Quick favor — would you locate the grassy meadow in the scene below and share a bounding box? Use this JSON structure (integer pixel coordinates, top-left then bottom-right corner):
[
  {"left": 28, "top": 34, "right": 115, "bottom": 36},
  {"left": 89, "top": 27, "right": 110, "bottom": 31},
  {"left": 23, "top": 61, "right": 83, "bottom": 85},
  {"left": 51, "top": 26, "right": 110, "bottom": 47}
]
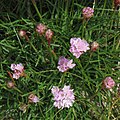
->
[{"left": 0, "top": 0, "right": 120, "bottom": 119}]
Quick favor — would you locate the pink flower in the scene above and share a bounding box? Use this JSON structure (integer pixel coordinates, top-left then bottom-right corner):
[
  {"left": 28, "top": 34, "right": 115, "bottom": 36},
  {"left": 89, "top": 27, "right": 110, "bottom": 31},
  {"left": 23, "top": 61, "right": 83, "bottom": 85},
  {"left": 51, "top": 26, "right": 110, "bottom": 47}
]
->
[
  {"left": 28, "top": 94, "right": 39, "bottom": 103},
  {"left": 69, "top": 38, "right": 90, "bottom": 58},
  {"left": 102, "top": 77, "right": 115, "bottom": 89},
  {"left": 57, "top": 56, "right": 76, "bottom": 72},
  {"left": 36, "top": 23, "right": 47, "bottom": 35},
  {"left": 91, "top": 41, "right": 99, "bottom": 51},
  {"left": 51, "top": 85, "right": 75, "bottom": 109},
  {"left": 45, "top": 29, "right": 54, "bottom": 45},
  {"left": 11, "top": 63, "right": 24, "bottom": 79},
  {"left": 82, "top": 7, "right": 94, "bottom": 19}
]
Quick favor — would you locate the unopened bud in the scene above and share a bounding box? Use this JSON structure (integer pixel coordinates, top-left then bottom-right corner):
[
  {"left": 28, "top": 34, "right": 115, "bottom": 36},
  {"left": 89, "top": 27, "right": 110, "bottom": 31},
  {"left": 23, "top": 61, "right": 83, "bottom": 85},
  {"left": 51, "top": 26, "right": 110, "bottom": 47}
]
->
[
  {"left": 7, "top": 81, "right": 15, "bottom": 88},
  {"left": 45, "top": 29, "right": 53, "bottom": 46},
  {"left": 82, "top": 7, "right": 94, "bottom": 20},
  {"left": 91, "top": 41, "right": 99, "bottom": 51},
  {"left": 19, "top": 30, "right": 26, "bottom": 37}
]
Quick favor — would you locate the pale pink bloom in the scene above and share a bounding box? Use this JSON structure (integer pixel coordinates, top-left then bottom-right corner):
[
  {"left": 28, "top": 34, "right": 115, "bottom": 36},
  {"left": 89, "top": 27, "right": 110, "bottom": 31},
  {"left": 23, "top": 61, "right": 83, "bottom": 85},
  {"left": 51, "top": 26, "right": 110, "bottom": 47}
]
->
[
  {"left": 51, "top": 86, "right": 60, "bottom": 96},
  {"left": 28, "top": 94, "right": 39, "bottom": 103},
  {"left": 45, "top": 29, "right": 54, "bottom": 45},
  {"left": 69, "top": 38, "right": 90, "bottom": 58},
  {"left": 82, "top": 7, "right": 94, "bottom": 19},
  {"left": 91, "top": 41, "right": 99, "bottom": 51},
  {"left": 51, "top": 85, "right": 75, "bottom": 109},
  {"left": 36, "top": 23, "right": 47, "bottom": 35},
  {"left": 11, "top": 63, "right": 24, "bottom": 79},
  {"left": 103, "top": 77, "right": 115, "bottom": 89},
  {"left": 57, "top": 56, "right": 76, "bottom": 72}
]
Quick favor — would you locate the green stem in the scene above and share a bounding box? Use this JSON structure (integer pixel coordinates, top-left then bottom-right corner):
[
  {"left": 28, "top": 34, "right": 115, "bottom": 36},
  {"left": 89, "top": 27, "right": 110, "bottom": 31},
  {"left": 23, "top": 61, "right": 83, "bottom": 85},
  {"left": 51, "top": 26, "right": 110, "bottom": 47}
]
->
[{"left": 31, "top": 0, "right": 42, "bottom": 20}]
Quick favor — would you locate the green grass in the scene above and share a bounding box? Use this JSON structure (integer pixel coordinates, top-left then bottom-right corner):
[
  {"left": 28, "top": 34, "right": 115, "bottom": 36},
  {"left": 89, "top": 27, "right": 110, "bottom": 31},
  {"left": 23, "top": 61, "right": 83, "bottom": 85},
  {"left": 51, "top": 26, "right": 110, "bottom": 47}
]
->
[{"left": 0, "top": 0, "right": 120, "bottom": 119}]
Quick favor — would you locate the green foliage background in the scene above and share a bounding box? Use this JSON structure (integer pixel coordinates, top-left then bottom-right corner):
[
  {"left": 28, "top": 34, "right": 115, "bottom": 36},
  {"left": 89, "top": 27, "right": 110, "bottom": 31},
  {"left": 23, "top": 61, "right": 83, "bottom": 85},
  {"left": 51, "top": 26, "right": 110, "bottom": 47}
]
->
[{"left": 0, "top": 0, "right": 120, "bottom": 119}]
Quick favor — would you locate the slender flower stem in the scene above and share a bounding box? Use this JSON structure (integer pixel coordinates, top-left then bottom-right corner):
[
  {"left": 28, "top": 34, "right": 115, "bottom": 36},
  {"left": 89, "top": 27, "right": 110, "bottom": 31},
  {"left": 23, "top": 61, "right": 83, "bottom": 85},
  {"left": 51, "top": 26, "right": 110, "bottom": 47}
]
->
[
  {"left": 31, "top": 0, "right": 42, "bottom": 20},
  {"left": 14, "top": 87, "right": 23, "bottom": 94},
  {"left": 7, "top": 71, "right": 15, "bottom": 84}
]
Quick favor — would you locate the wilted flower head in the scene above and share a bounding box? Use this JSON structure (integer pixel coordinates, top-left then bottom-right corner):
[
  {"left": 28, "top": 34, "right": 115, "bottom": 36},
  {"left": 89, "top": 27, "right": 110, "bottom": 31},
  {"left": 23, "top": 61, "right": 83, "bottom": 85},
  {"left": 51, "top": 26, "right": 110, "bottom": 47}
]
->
[
  {"left": 102, "top": 77, "right": 115, "bottom": 89},
  {"left": 45, "top": 29, "right": 54, "bottom": 45},
  {"left": 114, "top": 0, "right": 120, "bottom": 9},
  {"left": 19, "top": 103, "right": 28, "bottom": 113},
  {"left": 36, "top": 23, "right": 47, "bottom": 35},
  {"left": 91, "top": 41, "right": 99, "bottom": 51},
  {"left": 69, "top": 38, "right": 90, "bottom": 58},
  {"left": 7, "top": 81, "right": 15, "bottom": 88},
  {"left": 19, "top": 30, "right": 26, "bottom": 37},
  {"left": 51, "top": 85, "right": 75, "bottom": 109},
  {"left": 82, "top": 7, "right": 94, "bottom": 19},
  {"left": 11, "top": 63, "right": 24, "bottom": 79},
  {"left": 28, "top": 94, "right": 39, "bottom": 103},
  {"left": 57, "top": 56, "right": 76, "bottom": 72}
]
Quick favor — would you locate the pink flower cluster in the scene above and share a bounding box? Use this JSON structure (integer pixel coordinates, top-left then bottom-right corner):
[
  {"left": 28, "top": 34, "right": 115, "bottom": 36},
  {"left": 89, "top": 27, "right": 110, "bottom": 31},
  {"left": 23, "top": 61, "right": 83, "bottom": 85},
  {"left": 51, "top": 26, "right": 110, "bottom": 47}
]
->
[
  {"left": 69, "top": 38, "right": 90, "bottom": 58},
  {"left": 57, "top": 56, "right": 76, "bottom": 72},
  {"left": 51, "top": 85, "right": 75, "bottom": 109},
  {"left": 36, "top": 23, "right": 47, "bottom": 35},
  {"left": 36, "top": 23, "right": 53, "bottom": 45},
  {"left": 82, "top": 7, "right": 94, "bottom": 19},
  {"left": 11, "top": 63, "right": 24, "bottom": 79},
  {"left": 102, "top": 77, "right": 115, "bottom": 89}
]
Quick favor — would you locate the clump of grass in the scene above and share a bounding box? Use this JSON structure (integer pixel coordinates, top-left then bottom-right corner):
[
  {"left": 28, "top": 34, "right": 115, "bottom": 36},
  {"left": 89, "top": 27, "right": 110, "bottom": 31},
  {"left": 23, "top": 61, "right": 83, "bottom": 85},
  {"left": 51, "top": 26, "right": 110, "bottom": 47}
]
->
[{"left": 0, "top": 0, "right": 120, "bottom": 119}]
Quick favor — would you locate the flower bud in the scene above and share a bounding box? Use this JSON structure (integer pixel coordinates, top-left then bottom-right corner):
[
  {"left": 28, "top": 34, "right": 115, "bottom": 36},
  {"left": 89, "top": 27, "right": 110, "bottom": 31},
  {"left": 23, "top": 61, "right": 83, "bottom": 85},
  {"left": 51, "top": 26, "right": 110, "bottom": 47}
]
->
[
  {"left": 45, "top": 29, "right": 54, "bottom": 46},
  {"left": 82, "top": 7, "right": 94, "bottom": 20},
  {"left": 114, "top": 0, "right": 120, "bottom": 9},
  {"left": 7, "top": 81, "right": 15, "bottom": 88},
  {"left": 28, "top": 94, "right": 39, "bottom": 103},
  {"left": 102, "top": 77, "right": 115, "bottom": 89},
  {"left": 36, "top": 23, "right": 47, "bottom": 35},
  {"left": 19, "top": 30, "right": 26, "bottom": 37},
  {"left": 91, "top": 41, "right": 99, "bottom": 51}
]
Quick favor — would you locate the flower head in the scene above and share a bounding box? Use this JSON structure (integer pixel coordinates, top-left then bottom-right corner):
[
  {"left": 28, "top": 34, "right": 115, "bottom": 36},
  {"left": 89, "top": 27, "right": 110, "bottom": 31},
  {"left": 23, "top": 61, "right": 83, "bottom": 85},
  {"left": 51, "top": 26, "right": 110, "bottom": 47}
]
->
[
  {"left": 57, "top": 56, "right": 76, "bottom": 72},
  {"left": 91, "top": 41, "right": 99, "bottom": 51},
  {"left": 102, "top": 77, "right": 115, "bottom": 89},
  {"left": 11, "top": 63, "right": 24, "bottom": 79},
  {"left": 69, "top": 38, "right": 90, "bottom": 58},
  {"left": 82, "top": 7, "right": 94, "bottom": 19},
  {"left": 51, "top": 85, "right": 75, "bottom": 109},
  {"left": 28, "top": 94, "right": 39, "bottom": 103},
  {"left": 45, "top": 29, "right": 54, "bottom": 45},
  {"left": 36, "top": 23, "right": 47, "bottom": 35}
]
